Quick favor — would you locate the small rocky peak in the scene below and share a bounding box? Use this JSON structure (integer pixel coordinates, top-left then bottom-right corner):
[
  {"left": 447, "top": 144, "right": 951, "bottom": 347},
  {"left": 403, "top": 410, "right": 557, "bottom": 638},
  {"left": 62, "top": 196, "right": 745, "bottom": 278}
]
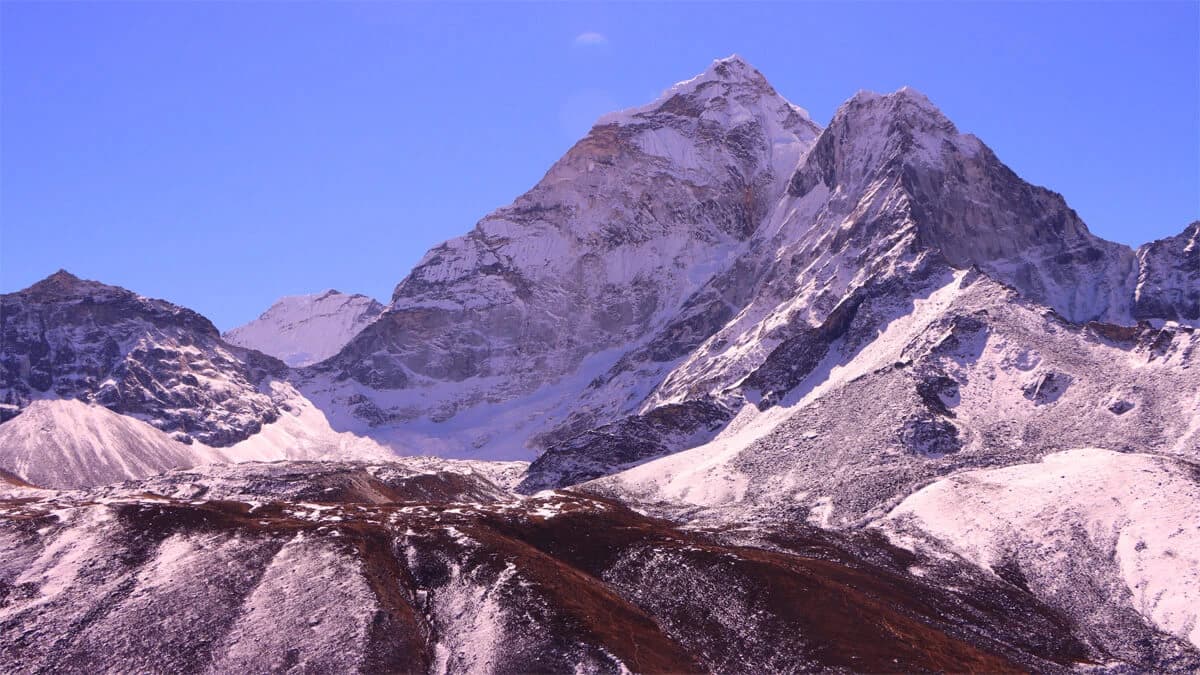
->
[
  {"left": 1137, "top": 220, "right": 1199, "bottom": 257},
  {"left": 20, "top": 269, "right": 114, "bottom": 301},
  {"left": 702, "top": 54, "right": 767, "bottom": 86},
  {"left": 11, "top": 269, "right": 222, "bottom": 337},
  {"left": 1133, "top": 219, "right": 1200, "bottom": 323},
  {"left": 46, "top": 269, "right": 80, "bottom": 283},
  {"left": 33, "top": 269, "right": 84, "bottom": 290}
]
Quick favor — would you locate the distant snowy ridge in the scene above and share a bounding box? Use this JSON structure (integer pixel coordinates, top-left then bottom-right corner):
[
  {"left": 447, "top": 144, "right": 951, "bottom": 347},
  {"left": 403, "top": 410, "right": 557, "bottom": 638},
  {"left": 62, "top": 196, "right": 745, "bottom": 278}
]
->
[{"left": 224, "top": 290, "right": 385, "bottom": 367}]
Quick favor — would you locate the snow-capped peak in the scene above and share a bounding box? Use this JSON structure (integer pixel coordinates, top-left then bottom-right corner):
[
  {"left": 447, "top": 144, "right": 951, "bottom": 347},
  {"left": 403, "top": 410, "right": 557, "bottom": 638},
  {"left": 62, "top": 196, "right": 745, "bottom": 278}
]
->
[
  {"left": 224, "top": 290, "right": 385, "bottom": 367},
  {"left": 688, "top": 54, "right": 769, "bottom": 89},
  {"left": 819, "top": 86, "right": 976, "bottom": 180},
  {"left": 598, "top": 55, "right": 814, "bottom": 127},
  {"left": 847, "top": 85, "right": 940, "bottom": 110}
]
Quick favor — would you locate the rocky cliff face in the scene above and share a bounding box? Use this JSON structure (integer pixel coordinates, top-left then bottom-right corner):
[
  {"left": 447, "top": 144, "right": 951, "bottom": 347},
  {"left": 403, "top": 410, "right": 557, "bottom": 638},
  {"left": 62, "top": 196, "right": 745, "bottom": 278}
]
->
[
  {"left": 224, "top": 290, "right": 385, "bottom": 367},
  {"left": 1134, "top": 221, "right": 1200, "bottom": 322},
  {"left": 0, "top": 271, "right": 282, "bottom": 445}
]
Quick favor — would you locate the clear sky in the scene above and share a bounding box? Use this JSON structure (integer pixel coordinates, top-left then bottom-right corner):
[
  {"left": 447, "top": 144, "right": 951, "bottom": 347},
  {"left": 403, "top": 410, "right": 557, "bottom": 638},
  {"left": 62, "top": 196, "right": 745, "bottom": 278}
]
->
[{"left": 2, "top": 1, "right": 1197, "bottom": 330}]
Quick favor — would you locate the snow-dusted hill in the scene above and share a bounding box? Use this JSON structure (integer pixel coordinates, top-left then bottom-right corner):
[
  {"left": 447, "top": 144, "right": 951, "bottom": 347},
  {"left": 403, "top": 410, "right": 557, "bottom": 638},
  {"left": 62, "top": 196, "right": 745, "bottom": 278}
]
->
[
  {"left": 878, "top": 448, "right": 1200, "bottom": 656},
  {"left": 0, "top": 389, "right": 391, "bottom": 489},
  {"left": 0, "top": 460, "right": 1119, "bottom": 673},
  {"left": 0, "top": 399, "right": 224, "bottom": 488},
  {"left": 224, "top": 290, "right": 385, "bottom": 367}
]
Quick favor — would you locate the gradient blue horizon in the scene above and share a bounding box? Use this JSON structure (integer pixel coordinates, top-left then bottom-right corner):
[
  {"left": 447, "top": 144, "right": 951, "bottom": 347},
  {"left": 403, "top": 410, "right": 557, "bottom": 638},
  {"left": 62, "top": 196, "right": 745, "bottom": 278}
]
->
[{"left": 2, "top": 1, "right": 1197, "bottom": 330}]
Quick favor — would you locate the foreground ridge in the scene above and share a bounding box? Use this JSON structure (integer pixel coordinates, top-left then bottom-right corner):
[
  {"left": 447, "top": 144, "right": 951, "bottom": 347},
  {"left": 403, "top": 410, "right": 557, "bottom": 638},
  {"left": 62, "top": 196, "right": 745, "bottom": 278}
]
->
[{"left": 0, "top": 462, "right": 1086, "bottom": 672}]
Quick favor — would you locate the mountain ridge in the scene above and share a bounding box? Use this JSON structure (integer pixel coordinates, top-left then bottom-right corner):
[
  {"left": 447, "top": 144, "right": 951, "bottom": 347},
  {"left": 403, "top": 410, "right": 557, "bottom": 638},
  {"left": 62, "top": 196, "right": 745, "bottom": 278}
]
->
[
  {"left": 3, "top": 57, "right": 1195, "bottom": 466},
  {"left": 1, "top": 56, "right": 1198, "bottom": 672}
]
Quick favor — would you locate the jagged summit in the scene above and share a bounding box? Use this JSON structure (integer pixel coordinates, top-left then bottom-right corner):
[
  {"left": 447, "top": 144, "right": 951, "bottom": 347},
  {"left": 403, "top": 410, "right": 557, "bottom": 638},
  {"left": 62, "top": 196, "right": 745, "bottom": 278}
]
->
[
  {"left": 795, "top": 86, "right": 972, "bottom": 192},
  {"left": 692, "top": 54, "right": 768, "bottom": 86},
  {"left": 598, "top": 55, "right": 815, "bottom": 127},
  {"left": 43, "top": 268, "right": 79, "bottom": 282},
  {"left": 848, "top": 85, "right": 942, "bottom": 110}
]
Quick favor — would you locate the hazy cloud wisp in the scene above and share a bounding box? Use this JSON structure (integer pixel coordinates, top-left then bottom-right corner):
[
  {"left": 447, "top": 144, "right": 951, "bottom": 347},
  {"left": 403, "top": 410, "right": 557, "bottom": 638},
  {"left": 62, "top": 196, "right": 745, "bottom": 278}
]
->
[{"left": 573, "top": 32, "right": 608, "bottom": 47}]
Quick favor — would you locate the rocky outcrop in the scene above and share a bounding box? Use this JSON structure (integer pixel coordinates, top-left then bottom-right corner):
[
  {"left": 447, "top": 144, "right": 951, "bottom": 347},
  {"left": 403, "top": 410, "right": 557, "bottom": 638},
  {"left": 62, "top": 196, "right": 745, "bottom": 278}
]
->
[
  {"left": 1134, "top": 221, "right": 1200, "bottom": 323},
  {"left": 519, "top": 400, "right": 729, "bottom": 492}
]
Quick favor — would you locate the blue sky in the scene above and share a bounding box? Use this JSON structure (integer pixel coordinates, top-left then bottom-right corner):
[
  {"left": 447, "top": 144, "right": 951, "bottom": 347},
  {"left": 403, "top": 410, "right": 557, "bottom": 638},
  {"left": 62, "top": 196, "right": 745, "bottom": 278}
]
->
[{"left": 2, "top": 1, "right": 1197, "bottom": 330}]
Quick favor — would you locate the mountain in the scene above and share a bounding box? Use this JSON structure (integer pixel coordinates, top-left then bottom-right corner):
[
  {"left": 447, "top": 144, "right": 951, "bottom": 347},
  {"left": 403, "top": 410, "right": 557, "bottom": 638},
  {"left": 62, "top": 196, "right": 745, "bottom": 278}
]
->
[
  {"left": 0, "top": 273, "right": 388, "bottom": 487},
  {"left": 224, "top": 290, "right": 385, "bottom": 367},
  {"left": 307, "top": 60, "right": 1194, "bottom": 467},
  {"left": 1, "top": 55, "right": 1198, "bottom": 672},
  {"left": 298, "top": 55, "right": 821, "bottom": 457},
  {"left": 524, "top": 83, "right": 1198, "bottom": 490},
  {"left": 0, "top": 270, "right": 283, "bottom": 445}
]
